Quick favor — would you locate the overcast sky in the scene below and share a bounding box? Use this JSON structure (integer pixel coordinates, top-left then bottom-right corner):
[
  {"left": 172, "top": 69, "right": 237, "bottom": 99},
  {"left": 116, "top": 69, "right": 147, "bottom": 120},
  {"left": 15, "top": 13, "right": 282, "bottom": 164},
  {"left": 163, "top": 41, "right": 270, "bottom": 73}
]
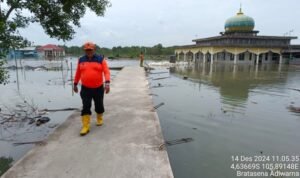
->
[{"left": 19, "top": 0, "right": 300, "bottom": 48}]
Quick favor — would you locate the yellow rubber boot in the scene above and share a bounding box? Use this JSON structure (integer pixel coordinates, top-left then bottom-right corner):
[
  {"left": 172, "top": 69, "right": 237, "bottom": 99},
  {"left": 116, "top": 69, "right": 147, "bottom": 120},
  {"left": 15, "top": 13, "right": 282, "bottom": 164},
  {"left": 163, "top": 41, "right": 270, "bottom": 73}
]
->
[
  {"left": 96, "top": 114, "right": 103, "bottom": 126},
  {"left": 80, "top": 115, "right": 90, "bottom": 136}
]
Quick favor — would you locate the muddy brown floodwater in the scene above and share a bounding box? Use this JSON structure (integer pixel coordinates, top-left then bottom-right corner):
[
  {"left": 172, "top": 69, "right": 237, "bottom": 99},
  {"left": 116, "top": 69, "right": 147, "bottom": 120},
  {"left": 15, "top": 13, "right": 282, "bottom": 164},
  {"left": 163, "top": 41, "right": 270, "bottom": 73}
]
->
[{"left": 149, "top": 63, "right": 300, "bottom": 178}]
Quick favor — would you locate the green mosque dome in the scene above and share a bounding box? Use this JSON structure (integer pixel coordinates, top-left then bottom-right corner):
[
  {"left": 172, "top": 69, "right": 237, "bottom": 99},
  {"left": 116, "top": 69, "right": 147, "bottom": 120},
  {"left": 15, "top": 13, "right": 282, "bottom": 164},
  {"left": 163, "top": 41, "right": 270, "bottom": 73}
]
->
[{"left": 225, "top": 8, "right": 255, "bottom": 32}]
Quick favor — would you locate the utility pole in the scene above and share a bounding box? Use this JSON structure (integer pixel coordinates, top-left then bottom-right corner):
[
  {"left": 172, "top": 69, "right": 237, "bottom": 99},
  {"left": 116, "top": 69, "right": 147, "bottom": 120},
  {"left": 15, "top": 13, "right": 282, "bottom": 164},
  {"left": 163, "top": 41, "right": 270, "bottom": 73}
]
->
[
  {"left": 284, "top": 29, "right": 294, "bottom": 63},
  {"left": 288, "top": 30, "right": 294, "bottom": 62}
]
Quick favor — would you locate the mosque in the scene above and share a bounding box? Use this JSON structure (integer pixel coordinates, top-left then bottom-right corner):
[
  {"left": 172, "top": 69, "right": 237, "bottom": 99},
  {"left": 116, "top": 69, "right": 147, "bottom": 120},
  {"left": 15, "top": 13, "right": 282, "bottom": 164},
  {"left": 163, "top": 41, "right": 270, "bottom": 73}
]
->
[{"left": 175, "top": 8, "right": 300, "bottom": 65}]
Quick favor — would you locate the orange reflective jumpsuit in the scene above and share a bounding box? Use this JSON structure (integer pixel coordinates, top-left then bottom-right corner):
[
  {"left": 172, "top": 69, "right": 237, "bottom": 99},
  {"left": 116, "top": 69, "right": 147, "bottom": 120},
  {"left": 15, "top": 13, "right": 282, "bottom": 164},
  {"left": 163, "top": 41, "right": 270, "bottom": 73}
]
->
[{"left": 74, "top": 54, "right": 110, "bottom": 115}]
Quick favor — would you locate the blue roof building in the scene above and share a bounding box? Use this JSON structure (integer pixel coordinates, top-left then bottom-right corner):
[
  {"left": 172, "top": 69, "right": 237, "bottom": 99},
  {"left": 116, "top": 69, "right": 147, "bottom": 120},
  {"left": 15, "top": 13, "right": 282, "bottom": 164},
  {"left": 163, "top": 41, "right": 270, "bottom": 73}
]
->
[{"left": 7, "top": 47, "right": 38, "bottom": 60}]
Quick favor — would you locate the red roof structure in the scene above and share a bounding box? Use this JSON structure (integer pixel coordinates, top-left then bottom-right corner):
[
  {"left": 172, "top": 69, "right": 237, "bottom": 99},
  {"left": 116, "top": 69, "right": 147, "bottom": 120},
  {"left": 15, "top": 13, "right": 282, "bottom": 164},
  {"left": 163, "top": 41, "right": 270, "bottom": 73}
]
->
[
  {"left": 37, "top": 44, "right": 64, "bottom": 51},
  {"left": 37, "top": 44, "right": 65, "bottom": 58}
]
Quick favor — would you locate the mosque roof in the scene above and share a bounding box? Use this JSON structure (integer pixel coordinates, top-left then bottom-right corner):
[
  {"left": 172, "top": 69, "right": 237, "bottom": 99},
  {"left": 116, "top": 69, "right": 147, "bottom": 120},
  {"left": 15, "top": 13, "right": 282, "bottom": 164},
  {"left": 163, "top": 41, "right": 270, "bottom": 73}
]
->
[{"left": 224, "top": 8, "right": 255, "bottom": 33}]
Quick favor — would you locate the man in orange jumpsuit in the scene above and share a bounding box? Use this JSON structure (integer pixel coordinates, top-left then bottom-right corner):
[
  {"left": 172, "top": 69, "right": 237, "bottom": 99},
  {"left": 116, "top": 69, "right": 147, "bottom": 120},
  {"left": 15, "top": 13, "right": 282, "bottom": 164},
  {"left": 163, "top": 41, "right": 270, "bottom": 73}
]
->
[{"left": 73, "top": 42, "right": 110, "bottom": 136}]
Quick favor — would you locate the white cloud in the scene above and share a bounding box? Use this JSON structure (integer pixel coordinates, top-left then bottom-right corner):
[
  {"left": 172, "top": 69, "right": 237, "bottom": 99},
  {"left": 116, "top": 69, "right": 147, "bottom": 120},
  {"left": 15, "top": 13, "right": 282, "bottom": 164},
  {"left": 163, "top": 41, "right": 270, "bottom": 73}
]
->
[{"left": 18, "top": 0, "right": 300, "bottom": 47}]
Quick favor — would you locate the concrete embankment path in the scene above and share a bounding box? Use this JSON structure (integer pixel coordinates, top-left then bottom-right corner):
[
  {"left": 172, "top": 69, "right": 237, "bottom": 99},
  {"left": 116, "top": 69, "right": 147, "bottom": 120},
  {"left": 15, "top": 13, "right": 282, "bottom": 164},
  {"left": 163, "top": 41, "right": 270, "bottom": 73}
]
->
[{"left": 2, "top": 66, "right": 174, "bottom": 178}]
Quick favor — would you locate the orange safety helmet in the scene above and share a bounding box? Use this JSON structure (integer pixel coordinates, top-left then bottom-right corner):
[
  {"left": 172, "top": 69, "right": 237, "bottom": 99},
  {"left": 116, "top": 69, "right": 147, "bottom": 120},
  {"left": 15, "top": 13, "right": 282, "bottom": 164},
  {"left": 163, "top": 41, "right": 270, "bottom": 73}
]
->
[{"left": 83, "top": 42, "right": 96, "bottom": 50}]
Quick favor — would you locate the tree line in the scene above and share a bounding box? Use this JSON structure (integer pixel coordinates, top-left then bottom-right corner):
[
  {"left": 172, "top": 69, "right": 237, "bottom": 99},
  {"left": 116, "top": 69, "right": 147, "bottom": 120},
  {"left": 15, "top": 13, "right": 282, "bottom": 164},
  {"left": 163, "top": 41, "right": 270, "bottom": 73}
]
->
[{"left": 62, "top": 44, "right": 176, "bottom": 59}]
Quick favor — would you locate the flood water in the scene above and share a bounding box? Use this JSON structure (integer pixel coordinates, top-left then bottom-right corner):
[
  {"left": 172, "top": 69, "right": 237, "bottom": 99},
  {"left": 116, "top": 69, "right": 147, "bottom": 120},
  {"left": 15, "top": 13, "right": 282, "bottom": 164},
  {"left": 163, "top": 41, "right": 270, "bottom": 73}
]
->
[
  {"left": 0, "top": 58, "right": 138, "bottom": 176},
  {"left": 149, "top": 63, "right": 300, "bottom": 178},
  {"left": 1, "top": 59, "right": 300, "bottom": 177}
]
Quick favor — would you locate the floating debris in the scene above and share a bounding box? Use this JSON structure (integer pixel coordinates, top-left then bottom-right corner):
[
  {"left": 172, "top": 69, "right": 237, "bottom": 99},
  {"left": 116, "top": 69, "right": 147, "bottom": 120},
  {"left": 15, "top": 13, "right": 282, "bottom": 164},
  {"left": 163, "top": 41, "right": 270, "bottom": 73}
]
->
[
  {"left": 28, "top": 118, "right": 35, "bottom": 125},
  {"left": 288, "top": 88, "right": 300, "bottom": 92},
  {"left": 159, "top": 138, "right": 194, "bottom": 150},
  {"left": 149, "top": 93, "right": 158, "bottom": 96},
  {"left": 150, "top": 71, "right": 169, "bottom": 75},
  {"left": 151, "top": 85, "right": 163, "bottom": 88},
  {"left": 36, "top": 117, "right": 50, "bottom": 126},
  {"left": 109, "top": 67, "right": 123, "bottom": 70},
  {"left": 6, "top": 65, "right": 17, "bottom": 70},
  {"left": 39, "top": 108, "right": 79, "bottom": 112},
  {"left": 151, "top": 84, "right": 176, "bottom": 88},
  {"left": 288, "top": 105, "right": 300, "bottom": 113},
  {"left": 13, "top": 140, "right": 46, "bottom": 146},
  {"left": 16, "top": 104, "right": 26, "bottom": 108},
  {"left": 221, "top": 108, "right": 227, "bottom": 113},
  {"left": 165, "top": 138, "right": 193, "bottom": 146},
  {"left": 48, "top": 123, "right": 59, "bottom": 128},
  {"left": 153, "top": 102, "right": 165, "bottom": 110},
  {"left": 148, "top": 61, "right": 188, "bottom": 67},
  {"left": 152, "top": 77, "right": 170, "bottom": 81},
  {"left": 143, "top": 62, "right": 154, "bottom": 71}
]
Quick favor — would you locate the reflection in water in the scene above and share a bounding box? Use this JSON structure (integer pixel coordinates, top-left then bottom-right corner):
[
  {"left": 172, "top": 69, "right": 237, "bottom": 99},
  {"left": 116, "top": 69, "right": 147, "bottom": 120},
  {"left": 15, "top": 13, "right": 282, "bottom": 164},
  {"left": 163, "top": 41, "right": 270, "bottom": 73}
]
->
[
  {"left": 14, "top": 58, "right": 20, "bottom": 92},
  {"left": 151, "top": 63, "right": 300, "bottom": 178},
  {"left": 171, "top": 63, "right": 289, "bottom": 112}
]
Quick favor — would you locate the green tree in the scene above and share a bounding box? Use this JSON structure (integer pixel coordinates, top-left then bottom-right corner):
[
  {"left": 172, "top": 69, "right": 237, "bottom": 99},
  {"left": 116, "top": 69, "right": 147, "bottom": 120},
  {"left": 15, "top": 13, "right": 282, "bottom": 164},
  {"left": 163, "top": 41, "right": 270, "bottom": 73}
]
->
[
  {"left": 0, "top": 156, "right": 13, "bottom": 176},
  {"left": 0, "top": 0, "right": 111, "bottom": 84},
  {"left": 152, "top": 43, "right": 163, "bottom": 55},
  {"left": 0, "top": 54, "right": 9, "bottom": 85},
  {"left": 63, "top": 44, "right": 176, "bottom": 60}
]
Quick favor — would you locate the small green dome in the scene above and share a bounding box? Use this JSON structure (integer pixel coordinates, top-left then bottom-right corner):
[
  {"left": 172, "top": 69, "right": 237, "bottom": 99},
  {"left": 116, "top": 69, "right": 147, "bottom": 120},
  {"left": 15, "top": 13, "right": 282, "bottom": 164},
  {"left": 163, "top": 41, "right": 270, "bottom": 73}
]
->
[{"left": 225, "top": 9, "right": 255, "bottom": 32}]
